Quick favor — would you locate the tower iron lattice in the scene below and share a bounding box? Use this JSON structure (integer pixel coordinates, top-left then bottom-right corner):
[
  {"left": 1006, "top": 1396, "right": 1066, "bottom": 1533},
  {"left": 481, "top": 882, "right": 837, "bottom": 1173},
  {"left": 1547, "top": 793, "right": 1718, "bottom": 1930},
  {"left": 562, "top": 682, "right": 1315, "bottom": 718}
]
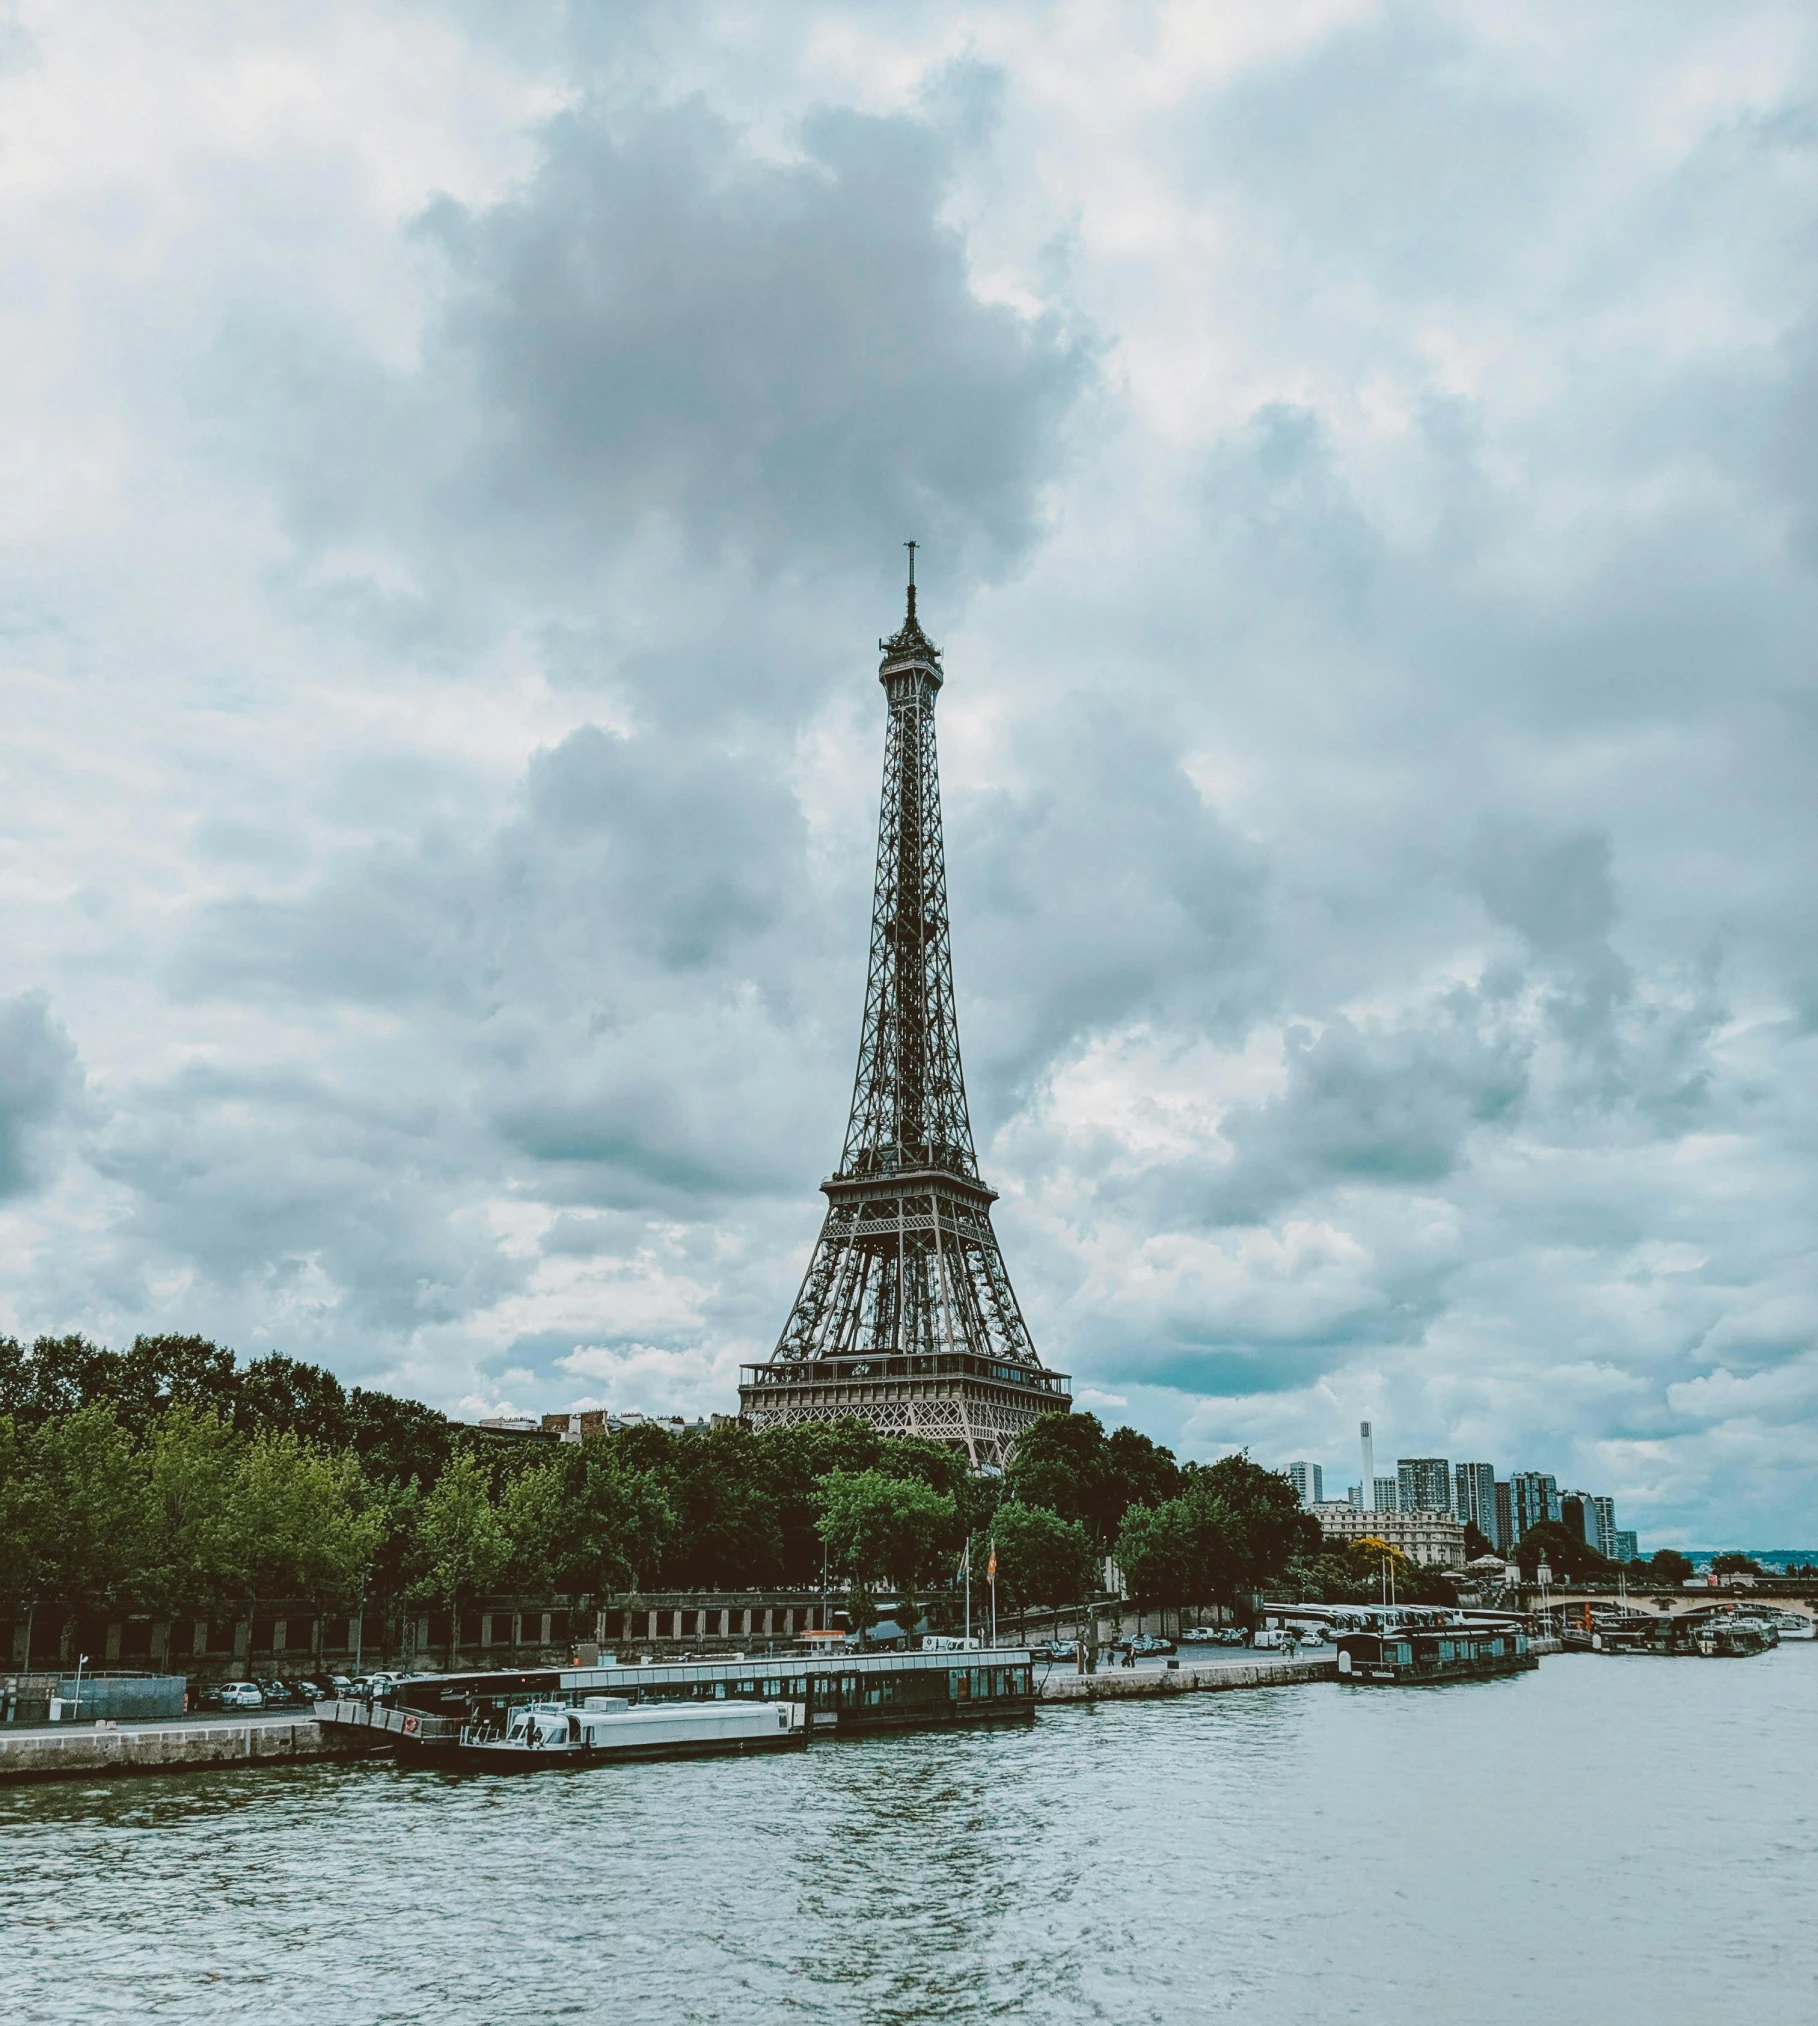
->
[{"left": 739, "top": 554, "right": 1071, "bottom": 1467}]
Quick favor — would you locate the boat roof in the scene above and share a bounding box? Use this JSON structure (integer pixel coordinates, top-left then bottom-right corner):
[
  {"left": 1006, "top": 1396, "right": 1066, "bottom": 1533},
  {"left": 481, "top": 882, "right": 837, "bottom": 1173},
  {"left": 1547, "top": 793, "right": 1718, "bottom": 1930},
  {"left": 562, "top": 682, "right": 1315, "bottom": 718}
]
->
[{"left": 392, "top": 1649, "right": 1034, "bottom": 1700}]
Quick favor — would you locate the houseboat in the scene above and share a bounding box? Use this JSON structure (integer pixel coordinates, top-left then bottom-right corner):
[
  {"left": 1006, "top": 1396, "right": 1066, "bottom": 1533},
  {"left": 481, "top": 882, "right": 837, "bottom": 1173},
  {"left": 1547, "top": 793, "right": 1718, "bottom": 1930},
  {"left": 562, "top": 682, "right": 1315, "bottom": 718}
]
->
[
  {"left": 1590, "top": 1611, "right": 1777, "bottom": 1657},
  {"left": 441, "top": 1695, "right": 806, "bottom": 1769},
  {"left": 1336, "top": 1623, "right": 1536, "bottom": 1685},
  {"left": 318, "top": 1646, "right": 1037, "bottom": 1762}
]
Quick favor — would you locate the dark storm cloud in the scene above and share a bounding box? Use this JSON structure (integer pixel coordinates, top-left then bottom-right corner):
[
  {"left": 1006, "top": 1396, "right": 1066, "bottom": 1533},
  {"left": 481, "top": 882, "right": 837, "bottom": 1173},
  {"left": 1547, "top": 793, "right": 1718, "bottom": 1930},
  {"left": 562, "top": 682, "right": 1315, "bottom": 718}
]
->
[
  {"left": 0, "top": 993, "right": 81, "bottom": 1199},
  {"left": 416, "top": 99, "right": 1087, "bottom": 573},
  {"left": 208, "top": 86, "right": 1090, "bottom": 676}
]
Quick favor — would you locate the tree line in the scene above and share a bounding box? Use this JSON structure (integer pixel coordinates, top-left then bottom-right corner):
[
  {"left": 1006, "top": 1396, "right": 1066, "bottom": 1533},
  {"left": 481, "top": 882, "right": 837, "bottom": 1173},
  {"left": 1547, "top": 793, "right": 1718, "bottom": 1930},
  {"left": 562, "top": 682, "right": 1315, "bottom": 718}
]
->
[{"left": 0, "top": 1333, "right": 1326, "bottom": 1656}]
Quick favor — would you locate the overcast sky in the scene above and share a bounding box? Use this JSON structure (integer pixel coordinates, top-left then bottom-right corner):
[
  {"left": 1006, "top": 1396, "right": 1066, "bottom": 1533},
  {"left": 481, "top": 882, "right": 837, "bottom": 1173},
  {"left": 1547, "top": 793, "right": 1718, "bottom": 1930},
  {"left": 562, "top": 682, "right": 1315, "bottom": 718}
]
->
[{"left": 3, "top": 2, "right": 1816, "bottom": 1544}]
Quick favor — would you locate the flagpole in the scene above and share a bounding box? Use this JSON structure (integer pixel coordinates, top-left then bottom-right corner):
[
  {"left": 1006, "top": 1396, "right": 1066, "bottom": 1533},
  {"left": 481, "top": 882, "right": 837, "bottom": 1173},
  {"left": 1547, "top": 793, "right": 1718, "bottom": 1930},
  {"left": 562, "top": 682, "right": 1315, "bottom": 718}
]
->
[
  {"left": 988, "top": 1537, "right": 997, "bottom": 1649},
  {"left": 963, "top": 1539, "right": 971, "bottom": 1647}
]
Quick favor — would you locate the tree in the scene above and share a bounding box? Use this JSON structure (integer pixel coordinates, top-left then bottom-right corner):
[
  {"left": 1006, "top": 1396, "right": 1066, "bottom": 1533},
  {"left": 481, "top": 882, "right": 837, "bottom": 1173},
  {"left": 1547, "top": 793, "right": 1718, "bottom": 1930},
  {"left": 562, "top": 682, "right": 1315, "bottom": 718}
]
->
[
  {"left": 416, "top": 1450, "right": 508, "bottom": 1664},
  {"left": 31, "top": 1402, "right": 154, "bottom": 1614},
  {"left": 113, "top": 1335, "right": 242, "bottom": 1433},
  {"left": 1463, "top": 1523, "right": 1497, "bottom": 1560},
  {"left": 236, "top": 1353, "right": 353, "bottom": 1450},
  {"left": 501, "top": 1441, "right": 674, "bottom": 1597},
  {"left": 760, "top": 1419, "right": 882, "bottom": 1585},
  {"left": 346, "top": 1387, "right": 453, "bottom": 1492},
  {"left": 1514, "top": 1520, "right": 1611, "bottom": 1584},
  {"left": 225, "top": 1431, "right": 380, "bottom": 1613},
  {"left": 992, "top": 1504, "right": 1095, "bottom": 1614},
  {"left": 816, "top": 1469, "right": 958, "bottom": 1634},
  {"left": 1648, "top": 1548, "right": 1694, "bottom": 1585},
  {"left": 1711, "top": 1552, "right": 1763, "bottom": 1578},
  {"left": 1105, "top": 1427, "right": 1181, "bottom": 1523},
  {"left": 0, "top": 1414, "right": 52, "bottom": 1661},
  {"left": 1115, "top": 1497, "right": 1229, "bottom": 1629},
  {"left": 1179, "top": 1455, "right": 1322, "bottom": 1592},
  {"left": 659, "top": 1424, "right": 783, "bottom": 1589},
  {"left": 142, "top": 1405, "right": 242, "bottom": 1615},
  {"left": 1004, "top": 1413, "right": 1115, "bottom": 1541}
]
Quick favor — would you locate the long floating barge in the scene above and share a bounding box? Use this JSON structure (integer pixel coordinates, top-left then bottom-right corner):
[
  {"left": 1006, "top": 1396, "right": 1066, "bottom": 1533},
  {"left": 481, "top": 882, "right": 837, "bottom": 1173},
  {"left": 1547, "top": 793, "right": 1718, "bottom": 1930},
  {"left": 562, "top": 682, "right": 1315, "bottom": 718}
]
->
[{"left": 319, "top": 1648, "right": 1041, "bottom": 1758}]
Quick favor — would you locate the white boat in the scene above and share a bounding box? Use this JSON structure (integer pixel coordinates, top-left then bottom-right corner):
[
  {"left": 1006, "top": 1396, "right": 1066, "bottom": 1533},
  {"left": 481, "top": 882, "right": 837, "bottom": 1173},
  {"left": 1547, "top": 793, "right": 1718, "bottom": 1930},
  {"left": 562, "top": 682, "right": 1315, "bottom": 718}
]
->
[
  {"left": 444, "top": 1696, "right": 807, "bottom": 1770},
  {"left": 1760, "top": 1609, "right": 1815, "bottom": 1641}
]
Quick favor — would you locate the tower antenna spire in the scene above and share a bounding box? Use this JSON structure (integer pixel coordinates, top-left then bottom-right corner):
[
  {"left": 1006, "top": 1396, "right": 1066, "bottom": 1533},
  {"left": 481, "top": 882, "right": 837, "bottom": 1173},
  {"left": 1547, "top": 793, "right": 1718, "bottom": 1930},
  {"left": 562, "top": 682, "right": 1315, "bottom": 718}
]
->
[{"left": 905, "top": 539, "right": 917, "bottom": 622}]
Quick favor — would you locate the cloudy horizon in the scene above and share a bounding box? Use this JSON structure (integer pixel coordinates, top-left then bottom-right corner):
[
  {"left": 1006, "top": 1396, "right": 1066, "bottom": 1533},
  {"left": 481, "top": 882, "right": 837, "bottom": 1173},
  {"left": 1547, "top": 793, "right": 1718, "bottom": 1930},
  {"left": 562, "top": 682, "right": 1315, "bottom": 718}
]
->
[{"left": 3, "top": 2, "right": 1817, "bottom": 1544}]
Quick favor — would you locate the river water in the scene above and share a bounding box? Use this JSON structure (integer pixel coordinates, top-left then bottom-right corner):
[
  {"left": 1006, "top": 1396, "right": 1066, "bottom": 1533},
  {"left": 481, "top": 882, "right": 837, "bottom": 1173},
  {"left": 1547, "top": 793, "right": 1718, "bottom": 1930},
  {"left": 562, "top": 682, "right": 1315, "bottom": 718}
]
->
[{"left": 2, "top": 1648, "right": 1813, "bottom": 2024}]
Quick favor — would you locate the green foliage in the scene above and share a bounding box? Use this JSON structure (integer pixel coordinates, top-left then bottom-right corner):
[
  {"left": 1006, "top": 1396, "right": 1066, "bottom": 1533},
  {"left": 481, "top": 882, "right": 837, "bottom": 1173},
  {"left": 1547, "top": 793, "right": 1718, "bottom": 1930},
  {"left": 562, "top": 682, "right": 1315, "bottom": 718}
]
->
[
  {"left": 142, "top": 1406, "right": 242, "bottom": 1613},
  {"left": 416, "top": 1450, "right": 508, "bottom": 1613},
  {"left": 501, "top": 1441, "right": 674, "bottom": 1596},
  {"left": 225, "top": 1431, "right": 380, "bottom": 1608},
  {"left": 1115, "top": 1455, "right": 1319, "bottom": 1614},
  {"left": 992, "top": 1503, "right": 1096, "bottom": 1610},
  {"left": 31, "top": 1403, "right": 154, "bottom": 1611},
  {"left": 1710, "top": 1552, "right": 1763, "bottom": 1578},
  {"left": 1515, "top": 1519, "right": 1613, "bottom": 1583},
  {"left": 1648, "top": 1548, "right": 1694, "bottom": 1583},
  {"left": 1115, "top": 1495, "right": 1229, "bottom": 1612},
  {"left": 816, "top": 1469, "right": 958, "bottom": 1600},
  {"left": 0, "top": 1414, "right": 49, "bottom": 1613},
  {"left": 1005, "top": 1412, "right": 1182, "bottom": 1548},
  {"left": 1276, "top": 1541, "right": 1458, "bottom": 1607},
  {"left": 0, "top": 1332, "right": 1357, "bottom": 1643}
]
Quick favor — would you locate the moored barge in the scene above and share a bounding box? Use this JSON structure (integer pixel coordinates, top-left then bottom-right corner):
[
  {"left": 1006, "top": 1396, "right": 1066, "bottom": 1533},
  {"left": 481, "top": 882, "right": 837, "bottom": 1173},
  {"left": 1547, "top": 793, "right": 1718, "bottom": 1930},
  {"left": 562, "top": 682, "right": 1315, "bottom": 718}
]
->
[
  {"left": 319, "top": 1647, "right": 1037, "bottom": 1761},
  {"left": 1589, "top": 1613, "right": 1777, "bottom": 1658},
  {"left": 1336, "top": 1624, "right": 1536, "bottom": 1685}
]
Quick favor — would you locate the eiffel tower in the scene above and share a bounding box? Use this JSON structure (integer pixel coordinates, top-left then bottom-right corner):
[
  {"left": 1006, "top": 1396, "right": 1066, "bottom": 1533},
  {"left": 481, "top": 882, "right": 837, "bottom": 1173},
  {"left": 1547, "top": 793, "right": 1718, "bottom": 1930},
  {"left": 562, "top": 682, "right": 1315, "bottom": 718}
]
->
[{"left": 739, "top": 550, "right": 1071, "bottom": 1467}]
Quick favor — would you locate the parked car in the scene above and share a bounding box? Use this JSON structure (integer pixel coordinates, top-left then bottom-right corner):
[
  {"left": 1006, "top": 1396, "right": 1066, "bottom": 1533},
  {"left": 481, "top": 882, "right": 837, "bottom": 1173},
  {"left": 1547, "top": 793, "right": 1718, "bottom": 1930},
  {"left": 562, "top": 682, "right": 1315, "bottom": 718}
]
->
[
  {"left": 1032, "top": 1639, "right": 1076, "bottom": 1661},
  {"left": 194, "top": 1684, "right": 226, "bottom": 1712},
  {"left": 323, "top": 1675, "right": 353, "bottom": 1696},
  {"left": 1129, "top": 1634, "right": 1175, "bottom": 1657},
  {"left": 218, "top": 1681, "right": 264, "bottom": 1710}
]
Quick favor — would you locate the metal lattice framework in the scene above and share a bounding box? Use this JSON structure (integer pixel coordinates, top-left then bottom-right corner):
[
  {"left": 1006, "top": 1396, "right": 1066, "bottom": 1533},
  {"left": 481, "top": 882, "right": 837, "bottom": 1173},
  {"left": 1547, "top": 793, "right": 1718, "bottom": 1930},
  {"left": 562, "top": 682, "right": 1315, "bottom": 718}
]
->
[{"left": 740, "top": 557, "right": 1070, "bottom": 1467}]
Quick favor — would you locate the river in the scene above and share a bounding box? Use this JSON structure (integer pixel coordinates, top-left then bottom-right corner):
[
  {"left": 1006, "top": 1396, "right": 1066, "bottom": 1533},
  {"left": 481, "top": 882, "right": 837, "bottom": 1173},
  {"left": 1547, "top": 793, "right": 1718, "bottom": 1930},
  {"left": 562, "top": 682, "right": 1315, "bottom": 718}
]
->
[{"left": 2, "top": 1647, "right": 1813, "bottom": 2023}]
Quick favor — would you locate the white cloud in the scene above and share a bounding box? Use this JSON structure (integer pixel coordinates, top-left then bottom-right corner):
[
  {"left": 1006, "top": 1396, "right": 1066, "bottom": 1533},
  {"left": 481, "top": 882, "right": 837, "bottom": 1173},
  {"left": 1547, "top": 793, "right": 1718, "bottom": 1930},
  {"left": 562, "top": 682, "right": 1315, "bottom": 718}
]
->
[{"left": 3, "top": 1, "right": 1818, "bottom": 1543}]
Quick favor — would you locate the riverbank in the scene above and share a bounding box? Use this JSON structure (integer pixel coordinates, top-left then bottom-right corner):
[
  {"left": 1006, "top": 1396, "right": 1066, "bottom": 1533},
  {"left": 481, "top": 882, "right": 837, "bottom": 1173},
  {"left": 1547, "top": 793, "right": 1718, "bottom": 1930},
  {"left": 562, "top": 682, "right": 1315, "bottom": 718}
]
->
[
  {"left": 0, "top": 1713, "right": 375, "bottom": 1783},
  {"left": 0, "top": 1649, "right": 1349, "bottom": 1781}
]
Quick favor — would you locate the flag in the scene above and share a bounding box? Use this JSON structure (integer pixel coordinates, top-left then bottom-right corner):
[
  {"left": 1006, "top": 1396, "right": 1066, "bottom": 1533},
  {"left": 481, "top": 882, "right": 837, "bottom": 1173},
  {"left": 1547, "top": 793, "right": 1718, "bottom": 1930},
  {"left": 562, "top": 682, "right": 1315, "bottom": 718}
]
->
[{"left": 986, "top": 1544, "right": 997, "bottom": 1585}]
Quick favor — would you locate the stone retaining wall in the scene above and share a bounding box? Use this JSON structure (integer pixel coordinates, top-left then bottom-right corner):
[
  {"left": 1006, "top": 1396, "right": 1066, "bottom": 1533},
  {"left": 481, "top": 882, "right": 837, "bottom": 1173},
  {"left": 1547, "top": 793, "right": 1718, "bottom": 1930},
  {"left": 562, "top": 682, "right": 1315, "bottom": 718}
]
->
[{"left": 0, "top": 1717, "right": 377, "bottom": 1783}]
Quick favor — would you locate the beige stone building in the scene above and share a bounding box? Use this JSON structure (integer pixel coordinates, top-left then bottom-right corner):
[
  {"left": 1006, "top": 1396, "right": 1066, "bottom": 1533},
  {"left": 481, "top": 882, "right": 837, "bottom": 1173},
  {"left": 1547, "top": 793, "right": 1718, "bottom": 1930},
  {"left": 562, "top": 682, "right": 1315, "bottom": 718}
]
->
[{"left": 1311, "top": 1504, "right": 1466, "bottom": 1568}]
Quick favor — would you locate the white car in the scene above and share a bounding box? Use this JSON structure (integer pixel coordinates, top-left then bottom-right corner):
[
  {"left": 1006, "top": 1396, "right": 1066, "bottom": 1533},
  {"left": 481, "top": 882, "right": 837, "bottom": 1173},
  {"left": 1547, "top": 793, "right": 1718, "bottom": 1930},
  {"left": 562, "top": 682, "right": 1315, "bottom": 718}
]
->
[{"left": 219, "top": 1681, "right": 264, "bottom": 1709}]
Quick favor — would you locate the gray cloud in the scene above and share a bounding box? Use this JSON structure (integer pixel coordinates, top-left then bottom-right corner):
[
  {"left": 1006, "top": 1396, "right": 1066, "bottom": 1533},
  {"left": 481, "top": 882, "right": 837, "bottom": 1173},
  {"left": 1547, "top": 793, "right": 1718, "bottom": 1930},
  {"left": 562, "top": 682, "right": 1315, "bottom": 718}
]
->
[
  {"left": 0, "top": 993, "right": 81, "bottom": 1199},
  {"left": 6, "top": 2, "right": 1818, "bottom": 1540}
]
